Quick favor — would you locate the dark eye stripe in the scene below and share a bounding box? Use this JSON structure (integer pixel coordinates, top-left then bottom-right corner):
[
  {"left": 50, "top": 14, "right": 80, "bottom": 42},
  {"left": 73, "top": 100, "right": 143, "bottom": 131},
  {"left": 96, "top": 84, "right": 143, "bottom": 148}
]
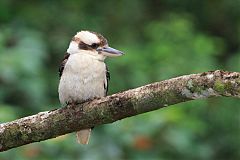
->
[
  {"left": 78, "top": 42, "right": 99, "bottom": 50},
  {"left": 78, "top": 42, "right": 89, "bottom": 50},
  {"left": 91, "top": 43, "right": 99, "bottom": 49}
]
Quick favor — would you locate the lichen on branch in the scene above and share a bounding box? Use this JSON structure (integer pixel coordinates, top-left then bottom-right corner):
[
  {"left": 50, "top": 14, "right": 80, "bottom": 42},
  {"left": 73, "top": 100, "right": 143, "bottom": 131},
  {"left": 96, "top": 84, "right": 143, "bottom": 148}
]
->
[{"left": 0, "top": 70, "right": 240, "bottom": 152}]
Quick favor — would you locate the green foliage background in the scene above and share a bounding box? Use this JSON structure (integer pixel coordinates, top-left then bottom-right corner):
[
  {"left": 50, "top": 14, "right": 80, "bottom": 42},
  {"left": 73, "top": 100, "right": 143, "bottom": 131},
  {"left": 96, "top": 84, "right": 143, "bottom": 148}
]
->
[{"left": 0, "top": 0, "right": 240, "bottom": 159}]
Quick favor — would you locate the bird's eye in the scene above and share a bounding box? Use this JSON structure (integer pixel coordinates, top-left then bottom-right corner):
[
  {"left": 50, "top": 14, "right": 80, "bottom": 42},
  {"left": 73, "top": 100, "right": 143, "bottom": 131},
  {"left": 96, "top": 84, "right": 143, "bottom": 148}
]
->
[{"left": 91, "top": 43, "right": 99, "bottom": 49}]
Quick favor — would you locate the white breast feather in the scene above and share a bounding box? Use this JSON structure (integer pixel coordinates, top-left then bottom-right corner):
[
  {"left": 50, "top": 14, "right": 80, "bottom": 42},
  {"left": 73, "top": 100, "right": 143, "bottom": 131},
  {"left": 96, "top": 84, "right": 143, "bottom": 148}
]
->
[{"left": 58, "top": 52, "right": 106, "bottom": 105}]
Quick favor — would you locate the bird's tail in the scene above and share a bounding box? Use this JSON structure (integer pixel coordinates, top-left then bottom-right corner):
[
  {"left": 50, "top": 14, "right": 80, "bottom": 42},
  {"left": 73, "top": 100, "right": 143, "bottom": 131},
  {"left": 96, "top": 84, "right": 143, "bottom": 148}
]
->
[{"left": 76, "top": 129, "right": 91, "bottom": 145}]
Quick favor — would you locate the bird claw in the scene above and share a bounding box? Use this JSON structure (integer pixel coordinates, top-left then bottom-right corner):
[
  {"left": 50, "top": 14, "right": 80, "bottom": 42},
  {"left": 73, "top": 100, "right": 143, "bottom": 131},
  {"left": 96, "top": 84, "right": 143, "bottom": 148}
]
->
[
  {"left": 78, "top": 97, "right": 98, "bottom": 104},
  {"left": 66, "top": 97, "right": 97, "bottom": 106}
]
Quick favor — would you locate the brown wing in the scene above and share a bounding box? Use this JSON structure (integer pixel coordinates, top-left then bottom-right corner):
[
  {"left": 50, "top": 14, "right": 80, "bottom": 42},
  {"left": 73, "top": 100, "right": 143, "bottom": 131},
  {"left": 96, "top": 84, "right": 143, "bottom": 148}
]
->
[
  {"left": 59, "top": 52, "right": 70, "bottom": 77},
  {"left": 104, "top": 65, "right": 110, "bottom": 96}
]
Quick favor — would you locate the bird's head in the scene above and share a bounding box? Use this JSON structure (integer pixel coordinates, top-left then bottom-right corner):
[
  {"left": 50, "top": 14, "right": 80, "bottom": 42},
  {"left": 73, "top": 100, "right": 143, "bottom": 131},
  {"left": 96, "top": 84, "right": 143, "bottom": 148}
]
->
[{"left": 67, "top": 31, "right": 124, "bottom": 60}]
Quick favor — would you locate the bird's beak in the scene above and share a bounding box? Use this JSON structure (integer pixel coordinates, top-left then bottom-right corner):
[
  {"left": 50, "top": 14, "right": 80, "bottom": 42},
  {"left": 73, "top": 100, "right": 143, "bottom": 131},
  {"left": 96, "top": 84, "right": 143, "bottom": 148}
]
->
[{"left": 97, "top": 46, "right": 124, "bottom": 57}]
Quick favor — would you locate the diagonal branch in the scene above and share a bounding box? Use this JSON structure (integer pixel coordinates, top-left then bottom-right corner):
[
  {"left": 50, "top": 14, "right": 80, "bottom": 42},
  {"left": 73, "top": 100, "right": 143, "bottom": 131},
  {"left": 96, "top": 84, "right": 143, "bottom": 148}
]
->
[{"left": 0, "top": 70, "right": 240, "bottom": 152}]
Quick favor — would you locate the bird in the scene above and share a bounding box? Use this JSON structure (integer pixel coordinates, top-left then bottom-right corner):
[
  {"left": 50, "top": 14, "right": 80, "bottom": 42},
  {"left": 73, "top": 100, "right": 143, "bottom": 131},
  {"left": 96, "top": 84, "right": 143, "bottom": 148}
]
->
[{"left": 58, "top": 30, "right": 124, "bottom": 144}]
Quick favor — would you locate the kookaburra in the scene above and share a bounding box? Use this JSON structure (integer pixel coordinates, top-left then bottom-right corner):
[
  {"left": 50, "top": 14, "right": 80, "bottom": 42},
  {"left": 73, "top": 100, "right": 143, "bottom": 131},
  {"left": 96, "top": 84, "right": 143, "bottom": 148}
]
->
[{"left": 58, "top": 31, "right": 124, "bottom": 144}]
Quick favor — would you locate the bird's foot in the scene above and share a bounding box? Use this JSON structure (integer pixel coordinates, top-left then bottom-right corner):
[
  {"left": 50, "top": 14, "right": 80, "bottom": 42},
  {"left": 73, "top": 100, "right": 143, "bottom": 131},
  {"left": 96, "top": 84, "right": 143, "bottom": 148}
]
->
[{"left": 75, "top": 97, "right": 99, "bottom": 105}]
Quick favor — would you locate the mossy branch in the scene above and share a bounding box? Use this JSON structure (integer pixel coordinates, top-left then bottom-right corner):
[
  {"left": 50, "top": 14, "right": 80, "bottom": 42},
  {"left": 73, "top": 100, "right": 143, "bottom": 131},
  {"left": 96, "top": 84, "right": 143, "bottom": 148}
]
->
[{"left": 1, "top": 70, "right": 240, "bottom": 152}]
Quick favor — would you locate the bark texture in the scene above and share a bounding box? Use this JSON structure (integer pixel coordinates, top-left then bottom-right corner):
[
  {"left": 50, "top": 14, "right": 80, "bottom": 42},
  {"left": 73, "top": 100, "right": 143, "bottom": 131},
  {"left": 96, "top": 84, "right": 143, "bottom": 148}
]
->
[{"left": 0, "top": 70, "right": 240, "bottom": 152}]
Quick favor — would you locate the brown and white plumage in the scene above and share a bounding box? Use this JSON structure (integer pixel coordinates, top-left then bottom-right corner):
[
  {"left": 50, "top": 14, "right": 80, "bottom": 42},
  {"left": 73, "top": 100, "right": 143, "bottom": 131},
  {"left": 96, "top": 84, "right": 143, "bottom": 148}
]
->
[{"left": 58, "top": 31, "right": 123, "bottom": 144}]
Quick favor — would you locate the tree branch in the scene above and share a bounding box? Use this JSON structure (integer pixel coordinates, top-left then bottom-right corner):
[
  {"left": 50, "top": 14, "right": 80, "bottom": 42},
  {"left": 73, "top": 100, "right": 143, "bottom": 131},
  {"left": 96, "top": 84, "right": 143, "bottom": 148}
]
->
[{"left": 0, "top": 70, "right": 240, "bottom": 152}]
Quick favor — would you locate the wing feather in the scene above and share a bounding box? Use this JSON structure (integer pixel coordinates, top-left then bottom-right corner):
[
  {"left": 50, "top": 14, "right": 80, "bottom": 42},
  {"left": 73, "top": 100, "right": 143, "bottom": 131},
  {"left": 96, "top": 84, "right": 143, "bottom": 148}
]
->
[
  {"left": 59, "top": 52, "right": 70, "bottom": 77},
  {"left": 104, "top": 65, "right": 110, "bottom": 96}
]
